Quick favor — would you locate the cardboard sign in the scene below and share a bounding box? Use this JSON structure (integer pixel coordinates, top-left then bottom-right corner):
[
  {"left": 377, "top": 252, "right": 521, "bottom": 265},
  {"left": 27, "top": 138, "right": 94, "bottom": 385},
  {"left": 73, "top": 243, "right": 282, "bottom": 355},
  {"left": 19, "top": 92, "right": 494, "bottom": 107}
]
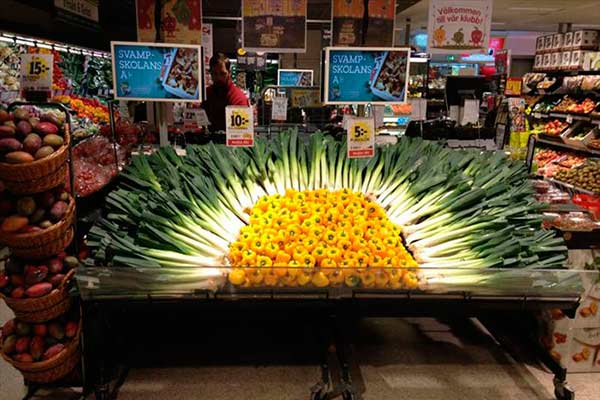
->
[
  {"left": 183, "top": 108, "right": 210, "bottom": 130},
  {"left": 505, "top": 77, "right": 522, "bottom": 96},
  {"left": 226, "top": 106, "right": 254, "bottom": 147},
  {"left": 271, "top": 96, "right": 288, "bottom": 121},
  {"left": 20, "top": 54, "right": 53, "bottom": 91},
  {"left": 347, "top": 117, "right": 375, "bottom": 158}
]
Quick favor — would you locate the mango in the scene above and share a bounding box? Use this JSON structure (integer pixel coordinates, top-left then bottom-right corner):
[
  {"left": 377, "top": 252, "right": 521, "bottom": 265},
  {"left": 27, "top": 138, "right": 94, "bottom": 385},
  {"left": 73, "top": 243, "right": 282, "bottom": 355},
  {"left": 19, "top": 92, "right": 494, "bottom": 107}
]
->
[
  {"left": 16, "top": 120, "right": 32, "bottom": 136},
  {"left": 23, "top": 133, "right": 41, "bottom": 155},
  {"left": 35, "top": 121, "right": 59, "bottom": 136},
  {"left": 28, "top": 117, "right": 40, "bottom": 129},
  {"left": 4, "top": 120, "right": 16, "bottom": 129},
  {"left": 14, "top": 353, "right": 33, "bottom": 363},
  {"left": 20, "top": 226, "right": 42, "bottom": 233},
  {"left": 43, "top": 343, "right": 65, "bottom": 360},
  {"left": 64, "top": 256, "right": 79, "bottom": 270},
  {"left": 48, "top": 322, "right": 65, "bottom": 340},
  {"left": 3, "top": 335, "right": 17, "bottom": 354},
  {"left": 49, "top": 273, "right": 65, "bottom": 288},
  {"left": 0, "top": 125, "right": 16, "bottom": 138},
  {"left": 49, "top": 201, "right": 68, "bottom": 222},
  {"left": 0, "top": 138, "right": 22, "bottom": 152},
  {"left": 5, "top": 151, "right": 34, "bottom": 164},
  {"left": 25, "top": 282, "right": 52, "bottom": 298},
  {"left": 16, "top": 197, "right": 36, "bottom": 216},
  {"left": 40, "top": 113, "right": 63, "bottom": 126},
  {"left": 39, "top": 220, "right": 53, "bottom": 229},
  {"left": 43, "top": 134, "right": 63, "bottom": 149},
  {"left": 48, "top": 258, "right": 63, "bottom": 274},
  {"left": 34, "top": 145, "right": 54, "bottom": 160},
  {"left": 11, "top": 287, "right": 24, "bottom": 299},
  {"left": 1, "top": 215, "right": 29, "bottom": 232},
  {"left": 15, "top": 337, "right": 30, "bottom": 353},
  {"left": 65, "top": 321, "right": 78, "bottom": 338},
  {"left": 13, "top": 108, "right": 30, "bottom": 121},
  {"left": 30, "top": 208, "right": 46, "bottom": 224},
  {"left": 15, "top": 321, "right": 31, "bottom": 337},
  {"left": 2, "top": 318, "right": 15, "bottom": 336},
  {"left": 30, "top": 336, "right": 45, "bottom": 361},
  {"left": 59, "top": 191, "right": 69, "bottom": 202},
  {"left": 0, "top": 272, "right": 7, "bottom": 288},
  {"left": 0, "top": 109, "right": 9, "bottom": 123},
  {"left": 25, "top": 266, "right": 48, "bottom": 286},
  {"left": 33, "top": 324, "right": 47, "bottom": 337}
]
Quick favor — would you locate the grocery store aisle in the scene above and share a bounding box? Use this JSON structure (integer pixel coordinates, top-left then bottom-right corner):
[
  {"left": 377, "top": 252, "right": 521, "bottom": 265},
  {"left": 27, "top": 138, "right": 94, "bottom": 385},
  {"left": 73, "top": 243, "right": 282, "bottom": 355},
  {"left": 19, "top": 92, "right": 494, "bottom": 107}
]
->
[{"left": 1, "top": 301, "right": 599, "bottom": 400}]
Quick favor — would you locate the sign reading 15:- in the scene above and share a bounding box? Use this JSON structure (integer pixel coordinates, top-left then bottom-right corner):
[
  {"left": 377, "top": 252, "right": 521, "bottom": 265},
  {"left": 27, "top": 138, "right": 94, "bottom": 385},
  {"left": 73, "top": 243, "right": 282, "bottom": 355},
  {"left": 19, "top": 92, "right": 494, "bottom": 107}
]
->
[
  {"left": 20, "top": 54, "right": 53, "bottom": 91},
  {"left": 226, "top": 106, "right": 254, "bottom": 147}
]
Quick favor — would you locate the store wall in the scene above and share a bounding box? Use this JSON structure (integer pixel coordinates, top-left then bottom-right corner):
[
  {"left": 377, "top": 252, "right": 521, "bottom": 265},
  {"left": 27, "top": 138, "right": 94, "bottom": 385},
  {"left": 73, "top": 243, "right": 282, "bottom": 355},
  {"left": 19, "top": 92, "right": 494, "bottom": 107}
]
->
[
  {"left": 510, "top": 58, "right": 535, "bottom": 78},
  {"left": 280, "top": 29, "right": 324, "bottom": 86}
]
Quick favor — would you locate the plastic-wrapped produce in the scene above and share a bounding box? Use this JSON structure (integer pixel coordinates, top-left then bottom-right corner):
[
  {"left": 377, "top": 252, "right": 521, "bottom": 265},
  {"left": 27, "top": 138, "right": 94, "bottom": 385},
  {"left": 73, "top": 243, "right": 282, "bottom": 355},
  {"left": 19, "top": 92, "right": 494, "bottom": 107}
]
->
[{"left": 73, "top": 136, "right": 126, "bottom": 197}]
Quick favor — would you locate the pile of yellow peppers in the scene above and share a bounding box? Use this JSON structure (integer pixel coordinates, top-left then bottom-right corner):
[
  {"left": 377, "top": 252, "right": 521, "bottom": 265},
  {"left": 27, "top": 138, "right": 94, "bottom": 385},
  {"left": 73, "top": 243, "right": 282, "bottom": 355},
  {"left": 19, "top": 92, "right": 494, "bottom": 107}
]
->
[{"left": 227, "top": 189, "right": 419, "bottom": 289}]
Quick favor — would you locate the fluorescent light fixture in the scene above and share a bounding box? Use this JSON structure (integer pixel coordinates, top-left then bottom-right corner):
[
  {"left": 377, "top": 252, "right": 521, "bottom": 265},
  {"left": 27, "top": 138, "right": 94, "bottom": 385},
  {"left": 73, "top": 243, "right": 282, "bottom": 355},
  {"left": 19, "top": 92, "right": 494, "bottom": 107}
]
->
[
  {"left": 0, "top": 37, "right": 14, "bottom": 44},
  {"left": 410, "top": 57, "right": 429, "bottom": 63},
  {"left": 36, "top": 43, "right": 53, "bottom": 50},
  {"left": 491, "top": 22, "right": 506, "bottom": 25},
  {"left": 508, "top": 7, "right": 561, "bottom": 11}
]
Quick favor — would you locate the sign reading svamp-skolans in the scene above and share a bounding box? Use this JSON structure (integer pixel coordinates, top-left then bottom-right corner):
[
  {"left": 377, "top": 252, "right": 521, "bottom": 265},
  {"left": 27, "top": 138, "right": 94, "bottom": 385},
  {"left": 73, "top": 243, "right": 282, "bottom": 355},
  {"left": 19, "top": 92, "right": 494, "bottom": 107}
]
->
[{"left": 427, "top": 0, "right": 493, "bottom": 54}]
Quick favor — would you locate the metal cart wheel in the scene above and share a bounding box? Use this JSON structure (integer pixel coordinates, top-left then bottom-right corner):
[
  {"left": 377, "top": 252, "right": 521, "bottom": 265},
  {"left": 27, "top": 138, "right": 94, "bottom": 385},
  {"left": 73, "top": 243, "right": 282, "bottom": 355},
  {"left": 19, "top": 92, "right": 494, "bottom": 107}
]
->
[{"left": 554, "top": 380, "right": 575, "bottom": 400}]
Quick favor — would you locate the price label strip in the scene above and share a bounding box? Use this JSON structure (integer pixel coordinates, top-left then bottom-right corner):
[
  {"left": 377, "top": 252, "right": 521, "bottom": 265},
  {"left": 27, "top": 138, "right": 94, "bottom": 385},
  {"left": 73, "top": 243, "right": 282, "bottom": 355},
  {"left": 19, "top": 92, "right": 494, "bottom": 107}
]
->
[
  {"left": 226, "top": 105, "right": 254, "bottom": 147},
  {"left": 347, "top": 117, "right": 375, "bottom": 159},
  {"left": 20, "top": 54, "right": 53, "bottom": 91}
]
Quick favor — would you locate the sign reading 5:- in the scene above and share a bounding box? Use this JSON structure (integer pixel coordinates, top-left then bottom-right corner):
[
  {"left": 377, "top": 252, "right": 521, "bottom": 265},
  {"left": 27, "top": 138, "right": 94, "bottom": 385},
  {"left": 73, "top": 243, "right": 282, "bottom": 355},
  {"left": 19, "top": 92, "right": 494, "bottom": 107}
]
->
[
  {"left": 20, "top": 54, "right": 53, "bottom": 91},
  {"left": 347, "top": 117, "right": 375, "bottom": 159}
]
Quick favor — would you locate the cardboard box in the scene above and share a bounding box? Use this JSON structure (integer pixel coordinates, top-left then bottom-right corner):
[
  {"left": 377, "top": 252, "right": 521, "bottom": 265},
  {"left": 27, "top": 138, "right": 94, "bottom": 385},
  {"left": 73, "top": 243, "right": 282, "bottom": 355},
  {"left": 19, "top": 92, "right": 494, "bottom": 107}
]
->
[
  {"left": 544, "top": 35, "right": 554, "bottom": 52},
  {"left": 552, "top": 33, "right": 564, "bottom": 51},
  {"left": 573, "top": 30, "right": 599, "bottom": 50},
  {"left": 543, "top": 53, "right": 553, "bottom": 70},
  {"left": 533, "top": 54, "right": 544, "bottom": 71},
  {"left": 551, "top": 52, "right": 562, "bottom": 70},
  {"left": 564, "top": 32, "right": 574, "bottom": 49},
  {"left": 536, "top": 36, "right": 545, "bottom": 53},
  {"left": 583, "top": 51, "right": 600, "bottom": 71},
  {"left": 570, "top": 50, "right": 587, "bottom": 69},
  {"left": 561, "top": 51, "right": 572, "bottom": 70}
]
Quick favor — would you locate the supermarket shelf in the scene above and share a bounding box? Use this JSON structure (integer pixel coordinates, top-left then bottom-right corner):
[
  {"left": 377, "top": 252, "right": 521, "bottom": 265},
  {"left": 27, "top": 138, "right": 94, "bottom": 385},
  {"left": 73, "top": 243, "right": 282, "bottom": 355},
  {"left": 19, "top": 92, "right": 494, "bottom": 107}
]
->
[
  {"left": 535, "top": 136, "right": 600, "bottom": 157},
  {"left": 545, "top": 177, "right": 598, "bottom": 196},
  {"left": 532, "top": 112, "right": 600, "bottom": 123}
]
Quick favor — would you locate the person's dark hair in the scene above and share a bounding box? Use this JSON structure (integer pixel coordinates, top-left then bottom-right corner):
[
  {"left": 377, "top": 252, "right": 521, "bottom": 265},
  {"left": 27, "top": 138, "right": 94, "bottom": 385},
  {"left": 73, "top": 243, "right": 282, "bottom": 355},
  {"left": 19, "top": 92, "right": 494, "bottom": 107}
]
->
[{"left": 209, "top": 53, "right": 230, "bottom": 71}]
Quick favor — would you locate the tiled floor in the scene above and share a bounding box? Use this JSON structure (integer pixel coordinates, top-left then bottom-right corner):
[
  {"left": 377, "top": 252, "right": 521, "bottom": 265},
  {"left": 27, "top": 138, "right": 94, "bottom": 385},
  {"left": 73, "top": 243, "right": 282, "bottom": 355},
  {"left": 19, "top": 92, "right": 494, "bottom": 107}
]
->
[{"left": 1, "top": 301, "right": 598, "bottom": 400}]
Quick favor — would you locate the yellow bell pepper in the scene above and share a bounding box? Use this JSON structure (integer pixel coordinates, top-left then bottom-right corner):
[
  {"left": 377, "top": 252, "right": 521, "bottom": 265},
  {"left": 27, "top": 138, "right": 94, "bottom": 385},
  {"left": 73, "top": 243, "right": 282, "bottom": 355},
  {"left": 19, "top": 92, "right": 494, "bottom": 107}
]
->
[{"left": 228, "top": 269, "right": 246, "bottom": 285}]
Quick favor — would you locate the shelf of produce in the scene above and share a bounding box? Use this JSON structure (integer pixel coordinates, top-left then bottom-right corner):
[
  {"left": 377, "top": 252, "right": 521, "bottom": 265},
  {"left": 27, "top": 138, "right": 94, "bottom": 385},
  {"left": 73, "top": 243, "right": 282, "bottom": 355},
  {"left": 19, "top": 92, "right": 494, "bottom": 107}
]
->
[
  {"left": 535, "top": 136, "right": 600, "bottom": 157},
  {"left": 545, "top": 177, "right": 598, "bottom": 196}
]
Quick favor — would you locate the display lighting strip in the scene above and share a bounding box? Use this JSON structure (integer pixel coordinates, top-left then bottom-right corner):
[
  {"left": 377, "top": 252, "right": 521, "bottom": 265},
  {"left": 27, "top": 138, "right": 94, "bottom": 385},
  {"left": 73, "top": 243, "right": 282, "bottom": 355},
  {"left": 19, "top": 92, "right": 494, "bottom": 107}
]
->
[{"left": 0, "top": 32, "right": 111, "bottom": 59}]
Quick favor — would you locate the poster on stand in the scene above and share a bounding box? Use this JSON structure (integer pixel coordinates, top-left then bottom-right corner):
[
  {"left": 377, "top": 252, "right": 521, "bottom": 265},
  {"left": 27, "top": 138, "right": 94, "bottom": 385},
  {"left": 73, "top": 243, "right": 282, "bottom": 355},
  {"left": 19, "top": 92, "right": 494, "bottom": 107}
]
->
[
  {"left": 495, "top": 48, "right": 511, "bottom": 76},
  {"left": 242, "top": 0, "right": 307, "bottom": 52},
  {"left": 136, "top": 0, "right": 202, "bottom": 44},
  {"left": 111, "top": 42, "right": 202, "bottom": 102},
  {"left": 278, "top": 69, "right": 313, "bottom": 86},
  {"left": 323, "top": 47, "right": 410, "bottom": 104},
  {"left": 427, "top": 0, "right": 493, "bottom": 54}
]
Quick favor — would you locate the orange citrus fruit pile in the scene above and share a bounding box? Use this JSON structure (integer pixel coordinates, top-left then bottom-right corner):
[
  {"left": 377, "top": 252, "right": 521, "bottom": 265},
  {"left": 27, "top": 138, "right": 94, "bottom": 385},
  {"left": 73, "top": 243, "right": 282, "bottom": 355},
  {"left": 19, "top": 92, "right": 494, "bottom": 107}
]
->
[{"left": 227, "top": 189, "right": 419, "bottom": 289}]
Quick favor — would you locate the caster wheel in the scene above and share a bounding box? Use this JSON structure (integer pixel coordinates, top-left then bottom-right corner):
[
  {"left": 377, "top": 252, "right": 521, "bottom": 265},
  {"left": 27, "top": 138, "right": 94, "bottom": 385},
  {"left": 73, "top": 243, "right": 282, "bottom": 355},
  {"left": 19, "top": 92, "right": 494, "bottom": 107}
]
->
[
  {"left": 342, "top": 390, "right": 357, "bottom": 400},
  {"left": 554, "top": 384, "right": 575, "bottom": 400}
]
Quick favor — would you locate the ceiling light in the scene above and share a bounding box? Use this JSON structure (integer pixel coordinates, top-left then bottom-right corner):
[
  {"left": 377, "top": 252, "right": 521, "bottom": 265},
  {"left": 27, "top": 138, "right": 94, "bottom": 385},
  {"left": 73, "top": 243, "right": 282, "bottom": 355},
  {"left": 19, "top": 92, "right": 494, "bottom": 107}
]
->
[{"left": 508, "top": 7, "right": 561, "bottom": 11}]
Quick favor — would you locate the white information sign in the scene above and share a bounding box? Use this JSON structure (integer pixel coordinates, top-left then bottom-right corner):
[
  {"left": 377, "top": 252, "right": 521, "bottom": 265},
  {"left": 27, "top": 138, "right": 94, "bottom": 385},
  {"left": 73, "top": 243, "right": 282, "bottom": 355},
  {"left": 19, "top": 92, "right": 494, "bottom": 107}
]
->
[
  {"left": 347, "top": 117, "right": 375, "bottom": 158},
  {"left": 226, "top": 105, "right": 254, "bottom": 147}
]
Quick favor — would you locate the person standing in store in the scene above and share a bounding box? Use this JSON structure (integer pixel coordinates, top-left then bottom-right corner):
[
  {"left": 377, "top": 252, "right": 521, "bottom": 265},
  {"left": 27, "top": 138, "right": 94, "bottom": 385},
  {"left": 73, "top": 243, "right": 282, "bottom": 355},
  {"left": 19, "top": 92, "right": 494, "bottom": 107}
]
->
[{"left": 202, "top": 53, "right": 249, "bottom": 132}]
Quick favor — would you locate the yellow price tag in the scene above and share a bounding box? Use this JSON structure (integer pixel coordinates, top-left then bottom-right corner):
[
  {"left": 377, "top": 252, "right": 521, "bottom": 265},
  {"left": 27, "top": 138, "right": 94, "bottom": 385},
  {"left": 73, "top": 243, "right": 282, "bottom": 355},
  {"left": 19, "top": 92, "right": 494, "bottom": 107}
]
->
[
  {"left": 20, "top": 54, "right": 53, "bottom": 91},
  {"left": 351, "top": 122, "right": 372, "bottom": 142},
  {"left": 229, "top": 110, "right": 250, "bottom": 130}
]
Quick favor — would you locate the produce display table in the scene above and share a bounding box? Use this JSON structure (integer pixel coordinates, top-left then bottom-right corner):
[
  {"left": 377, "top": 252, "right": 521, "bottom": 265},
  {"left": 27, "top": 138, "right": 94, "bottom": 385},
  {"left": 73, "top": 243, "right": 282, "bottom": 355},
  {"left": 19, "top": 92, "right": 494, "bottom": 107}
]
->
[{"left": 76, "top": 267, "right": 588, "bottom": 400}]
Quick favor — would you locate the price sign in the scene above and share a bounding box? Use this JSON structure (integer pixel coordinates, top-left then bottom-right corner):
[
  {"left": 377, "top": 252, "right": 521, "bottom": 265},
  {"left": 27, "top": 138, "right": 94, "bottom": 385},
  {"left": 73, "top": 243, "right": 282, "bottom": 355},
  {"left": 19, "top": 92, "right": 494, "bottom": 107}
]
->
[
  {"left": 347, "top": 117, "right": 375, "bottom": 158},
  {"left": 533, "top": 112, "right": 542, "bottom": 119},
  {"left": 225, "top": 105, "right": 254, "bottom": 147},
  {"left": 183, "top": 108, "right": 210, "bottom": 130},
  {"left": 20, "top": 54, "right": 53, "bottom": 91},
  {"left": 271, "top": 96, "right": 288, "bottom": 121},
  {"left": 504, "top": 77, "right": 523, "bottom": 96},
  {"left": 566, "top": 115, "right": 573, "bottom": 124}
]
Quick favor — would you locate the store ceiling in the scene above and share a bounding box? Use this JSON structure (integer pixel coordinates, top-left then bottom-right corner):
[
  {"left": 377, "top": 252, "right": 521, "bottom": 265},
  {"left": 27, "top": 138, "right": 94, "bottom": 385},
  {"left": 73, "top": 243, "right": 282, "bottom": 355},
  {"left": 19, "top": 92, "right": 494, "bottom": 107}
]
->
[{"left": 396, "top": 0, "right": 600, "bottom": 32}]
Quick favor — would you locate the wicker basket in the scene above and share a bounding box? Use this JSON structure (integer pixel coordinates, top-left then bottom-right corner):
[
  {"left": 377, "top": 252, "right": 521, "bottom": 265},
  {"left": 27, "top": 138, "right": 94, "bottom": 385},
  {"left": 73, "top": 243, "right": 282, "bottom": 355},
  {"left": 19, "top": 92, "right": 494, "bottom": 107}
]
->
[
  {"left": 0, "top": 130, "right": 70, "bottom": 195},
  {"left": 0, "top": 196, "right": 75, "bottom": 260},
  {"left": 0, "top": 269, "right": 75, "bottom": 323},
  {"left": 0, "top": 318, "right": 81, "bottom": 383}
]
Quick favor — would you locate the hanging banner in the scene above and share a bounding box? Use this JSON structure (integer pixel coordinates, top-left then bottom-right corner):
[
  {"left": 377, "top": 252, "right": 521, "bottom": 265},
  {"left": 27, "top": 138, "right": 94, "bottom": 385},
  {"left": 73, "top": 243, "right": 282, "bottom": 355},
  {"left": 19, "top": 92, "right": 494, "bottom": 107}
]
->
[
  {"left": 202, "top": 23, "right": 213, "bottom": 85},
  {"left": 242, "top": 0, "right": 307, "bottom": 52},
  {"left": 347, "top": 117, "right": 375, "bottom": 158},
  {"left": 427, "top": 0, "right": 493, "bottom": 54},
  {"left": 332, "top": 0, "right": 395, "bottom": 47},
  {"left": 332, "top": 0, "right": 364, "bottom": 46},
  {"left": 136, "top": 0, "right": 202, "bottom": 44},
  {"left": 20, "top": 54, "right": 54, "bottom": 91},
  {"left": 364, "top": 0, "right": 396, "bottom": 46}
]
